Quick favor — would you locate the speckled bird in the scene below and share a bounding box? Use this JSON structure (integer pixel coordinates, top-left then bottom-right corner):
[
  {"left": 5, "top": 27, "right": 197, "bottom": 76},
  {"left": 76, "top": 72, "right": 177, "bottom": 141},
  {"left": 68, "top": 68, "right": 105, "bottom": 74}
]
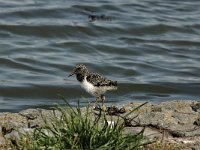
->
[{"left": 68, "top": 64, "right": 117, "bottom": 105}]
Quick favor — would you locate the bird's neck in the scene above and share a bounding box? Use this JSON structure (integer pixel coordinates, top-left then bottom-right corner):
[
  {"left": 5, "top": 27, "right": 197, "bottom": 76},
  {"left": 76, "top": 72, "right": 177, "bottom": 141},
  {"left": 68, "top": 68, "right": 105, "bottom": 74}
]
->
[{"left": 76, "top": 73, "right": 85, "bottom": 82}]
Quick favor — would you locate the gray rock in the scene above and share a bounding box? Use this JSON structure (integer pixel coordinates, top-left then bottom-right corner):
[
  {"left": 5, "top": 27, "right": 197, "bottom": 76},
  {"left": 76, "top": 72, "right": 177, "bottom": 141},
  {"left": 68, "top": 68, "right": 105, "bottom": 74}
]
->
[
  {"left": 124, "top": 127, "right": 164, "bottom": 139},
  {"left": 0, "top": 113, "right": 27, "bottom": 136},
  {"left": 19, "top": 108, "right": 43, "bottom": 120},
  {"left": 19, "top": 108, "right": 61, "bottom": 129},
  {"left": 122, "top": 100, "right": 200, "bottom": 138},
  {"left": 0, "top": 100, "right": 200, "bottom": 149}
]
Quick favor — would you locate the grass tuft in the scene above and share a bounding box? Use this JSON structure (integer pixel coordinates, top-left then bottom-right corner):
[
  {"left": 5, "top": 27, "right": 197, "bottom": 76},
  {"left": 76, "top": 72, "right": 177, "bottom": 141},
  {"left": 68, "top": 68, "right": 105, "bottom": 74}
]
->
[{"left": 13, "top": 98, "right": 149, "bottom": 149}]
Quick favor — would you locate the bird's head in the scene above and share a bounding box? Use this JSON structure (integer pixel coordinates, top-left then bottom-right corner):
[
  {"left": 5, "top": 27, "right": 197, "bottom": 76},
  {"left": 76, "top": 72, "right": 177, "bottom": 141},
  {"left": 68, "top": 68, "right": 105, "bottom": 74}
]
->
[{"left": 68, "top": 64, "right": 88, "bottom": 77}]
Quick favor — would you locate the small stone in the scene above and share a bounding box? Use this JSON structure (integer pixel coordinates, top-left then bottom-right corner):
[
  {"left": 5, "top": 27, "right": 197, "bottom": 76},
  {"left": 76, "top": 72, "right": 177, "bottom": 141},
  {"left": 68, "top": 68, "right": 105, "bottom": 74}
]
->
[
  {"left": 106, "top": 106, "right": 119, "bottom": 115},
  {"left": 193, "top": 118, "right": 200, "bottom": 126},
  {"left": 191, "top": 102, "right": 200, "bottom": 112},
  {"left": 119, "top": 107, "right": 126, "bottom": 113}
]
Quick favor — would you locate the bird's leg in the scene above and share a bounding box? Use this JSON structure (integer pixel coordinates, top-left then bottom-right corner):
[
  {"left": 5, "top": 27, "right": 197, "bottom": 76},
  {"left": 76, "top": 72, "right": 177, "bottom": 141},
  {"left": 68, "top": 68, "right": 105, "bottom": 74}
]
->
[
  {"left": 101, "top": 95, "right": 106, "bottom": 105},
  {"left": 95, "top": 96, "right": 99, "bottom": 105},
  {"left": 101, "top": 95, "right": 106, "bottom": 111},
  {"left": 93, "top": 96, "right": 100, "bottom": 109}
]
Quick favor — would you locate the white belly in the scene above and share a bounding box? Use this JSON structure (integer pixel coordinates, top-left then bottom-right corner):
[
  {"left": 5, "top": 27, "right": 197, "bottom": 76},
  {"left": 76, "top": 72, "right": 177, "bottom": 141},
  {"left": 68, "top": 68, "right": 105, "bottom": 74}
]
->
[
  {"left": 81, "top": 78, "right": 97, "bottom": 96},
  {"left": 80, "top": 77, "right": 117, "bottom": 97}
]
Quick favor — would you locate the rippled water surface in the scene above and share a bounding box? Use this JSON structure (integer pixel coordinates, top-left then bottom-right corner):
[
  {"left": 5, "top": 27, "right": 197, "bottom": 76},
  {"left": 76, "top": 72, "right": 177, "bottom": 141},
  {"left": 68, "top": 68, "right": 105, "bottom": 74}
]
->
[{"left": 0, "top": 0, "right": 200, "bottom": 112}]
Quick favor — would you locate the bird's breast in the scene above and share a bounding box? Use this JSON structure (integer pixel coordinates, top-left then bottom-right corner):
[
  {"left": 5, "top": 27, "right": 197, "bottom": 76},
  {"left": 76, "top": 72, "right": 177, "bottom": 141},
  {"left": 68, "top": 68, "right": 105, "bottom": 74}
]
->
[{"left": 81, "top": 78, "right": 96, "bottom": 96}]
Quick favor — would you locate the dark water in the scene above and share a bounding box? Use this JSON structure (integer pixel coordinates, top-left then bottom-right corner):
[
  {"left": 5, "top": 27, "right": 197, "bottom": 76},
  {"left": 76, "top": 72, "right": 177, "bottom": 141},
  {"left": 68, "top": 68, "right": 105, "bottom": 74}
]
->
[{"left": 0, "top": 0, "right": 200, "bottom": 112}]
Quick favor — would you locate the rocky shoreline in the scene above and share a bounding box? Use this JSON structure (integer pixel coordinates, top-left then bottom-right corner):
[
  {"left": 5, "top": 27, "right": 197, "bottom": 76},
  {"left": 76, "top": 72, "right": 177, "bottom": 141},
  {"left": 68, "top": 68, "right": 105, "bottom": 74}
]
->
[{"left": 1, "top": 100, "right": 200, "bottom": 149}]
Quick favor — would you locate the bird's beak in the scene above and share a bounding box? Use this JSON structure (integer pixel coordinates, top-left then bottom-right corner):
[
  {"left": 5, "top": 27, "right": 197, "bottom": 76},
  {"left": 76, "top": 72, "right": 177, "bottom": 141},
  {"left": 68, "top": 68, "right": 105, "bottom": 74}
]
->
[{"left": 68, "top": 72, "right": 74, "bottom": 77}]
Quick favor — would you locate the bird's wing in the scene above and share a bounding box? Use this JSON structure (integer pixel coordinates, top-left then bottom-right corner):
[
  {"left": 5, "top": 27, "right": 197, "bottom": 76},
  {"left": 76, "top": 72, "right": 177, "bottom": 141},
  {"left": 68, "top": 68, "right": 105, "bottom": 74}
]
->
[{"left": 86, "top": 73, "right": 117, "bottom": 87}]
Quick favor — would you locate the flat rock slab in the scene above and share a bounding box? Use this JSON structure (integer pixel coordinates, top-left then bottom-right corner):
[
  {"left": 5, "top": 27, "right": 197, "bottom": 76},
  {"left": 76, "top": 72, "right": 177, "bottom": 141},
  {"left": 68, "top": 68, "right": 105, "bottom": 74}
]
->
[
  {"left": 0, "top": 100, "right": 200, "bottom": 149},
  {"left": 123, "top": 100, "right": 200, "bottom": 137}
]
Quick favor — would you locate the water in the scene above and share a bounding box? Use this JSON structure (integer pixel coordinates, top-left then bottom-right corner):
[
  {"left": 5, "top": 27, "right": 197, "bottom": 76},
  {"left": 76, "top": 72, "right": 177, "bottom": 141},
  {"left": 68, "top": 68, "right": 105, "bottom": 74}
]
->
[{"left": 0, "top": 0, "right": 200, "bottom": 112}]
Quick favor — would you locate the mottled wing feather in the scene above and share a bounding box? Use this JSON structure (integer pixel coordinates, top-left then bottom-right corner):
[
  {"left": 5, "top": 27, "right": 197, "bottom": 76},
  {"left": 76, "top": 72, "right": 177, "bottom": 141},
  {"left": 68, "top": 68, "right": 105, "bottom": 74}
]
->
[{"left": 86, "top": 73, "right": 117, "bottom": 87}]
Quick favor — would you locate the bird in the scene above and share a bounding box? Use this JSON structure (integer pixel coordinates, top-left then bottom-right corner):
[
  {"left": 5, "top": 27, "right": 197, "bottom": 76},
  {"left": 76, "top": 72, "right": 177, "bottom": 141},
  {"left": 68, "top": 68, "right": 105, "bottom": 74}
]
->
[{"left": 68, "top": 64, "right": 117, "bottom": 106}]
